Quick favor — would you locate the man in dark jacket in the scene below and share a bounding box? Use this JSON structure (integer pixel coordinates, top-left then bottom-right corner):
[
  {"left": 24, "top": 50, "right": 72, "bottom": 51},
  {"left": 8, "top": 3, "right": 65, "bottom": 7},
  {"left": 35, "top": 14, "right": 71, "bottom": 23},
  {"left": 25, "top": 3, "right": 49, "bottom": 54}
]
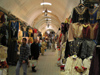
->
[
  {"left": 16, "top": 38, "right": 30, "bottom": 75},
  {"left": 31, "top": 38, "right": 39, "bottom": 72}
]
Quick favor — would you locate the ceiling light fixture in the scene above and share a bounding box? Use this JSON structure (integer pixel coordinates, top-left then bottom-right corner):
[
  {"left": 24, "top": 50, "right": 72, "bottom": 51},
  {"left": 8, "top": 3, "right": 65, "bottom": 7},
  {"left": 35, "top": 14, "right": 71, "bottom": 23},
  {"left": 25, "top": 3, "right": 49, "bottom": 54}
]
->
[
  {"left": 45, "top": 18, "right": 51, "bottom": 21},
  {"left": 40, "top": 2, "right": 52, "bottom": 6},
  {"left": 43, "top": 10, "right": 52, "bottom": 13}
]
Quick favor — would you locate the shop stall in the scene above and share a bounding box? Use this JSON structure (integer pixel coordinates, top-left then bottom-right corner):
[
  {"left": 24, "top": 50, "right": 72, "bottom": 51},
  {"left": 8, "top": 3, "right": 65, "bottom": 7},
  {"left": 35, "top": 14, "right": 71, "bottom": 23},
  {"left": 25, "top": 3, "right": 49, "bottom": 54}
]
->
[{"left": 56, "top": 0, "right": 100, "bottom": 75}]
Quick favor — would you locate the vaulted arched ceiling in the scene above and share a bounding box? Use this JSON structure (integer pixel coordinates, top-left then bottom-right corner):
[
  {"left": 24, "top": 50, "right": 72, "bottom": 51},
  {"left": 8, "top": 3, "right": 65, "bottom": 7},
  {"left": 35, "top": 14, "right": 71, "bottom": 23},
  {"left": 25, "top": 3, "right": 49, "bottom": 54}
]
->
[{"left": 0, "top": 0, "right": 80, "bottom": 33}]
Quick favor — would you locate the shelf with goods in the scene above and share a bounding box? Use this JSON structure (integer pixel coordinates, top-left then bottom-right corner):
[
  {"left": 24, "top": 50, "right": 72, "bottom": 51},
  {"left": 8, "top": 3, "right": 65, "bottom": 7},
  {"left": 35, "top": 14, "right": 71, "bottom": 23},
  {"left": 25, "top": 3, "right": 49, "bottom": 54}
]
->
[{"left": 0, "top": 45, "right": 8, "bottom": 75}]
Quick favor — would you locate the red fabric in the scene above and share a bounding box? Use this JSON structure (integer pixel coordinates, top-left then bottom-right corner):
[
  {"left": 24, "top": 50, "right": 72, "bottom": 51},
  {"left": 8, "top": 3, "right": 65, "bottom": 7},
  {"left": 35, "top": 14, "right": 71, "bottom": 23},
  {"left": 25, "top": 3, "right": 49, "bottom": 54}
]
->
[
  {"left": 75, "top": 66, "right": 79, "bottom": 70},
  {"left": 82, "top": 26, "right": 90, "bottom": 39},
  {"left": 59, "top": 33, "right": 62, "bottom": 43},
  {"left": 82, "top": 66, "right": 87, "bottom": 70},
  {"left": 70, "top": 19, "right": 72, "bottom": 23},
  {"left": 58, "top": 58, "right": 60, "bottom": 61},
  {"left": 60, "top": 65, "right": 65, "bottom": 70},
  {"left": 34, "top": 29, "right": 37, "bottom": 33},
  {"left": 58, "top": 48, "right": 60, "bottom": 51},
  {"left": 94, "top": 24, "right": 99, "bottom": 39}
]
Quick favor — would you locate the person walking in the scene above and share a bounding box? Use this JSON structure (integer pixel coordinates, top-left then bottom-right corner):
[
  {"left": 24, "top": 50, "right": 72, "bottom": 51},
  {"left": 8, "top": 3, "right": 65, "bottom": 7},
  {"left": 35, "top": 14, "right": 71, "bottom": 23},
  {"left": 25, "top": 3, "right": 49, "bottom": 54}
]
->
[
  {"left": 31, "top": 38, "right": 39, "bottom": 72},
  {"left": 16, "top": 38, "right": 30, "bottom": 75},
  {"left": 41, "top": 39, "right": 46, "bottom": 55}
]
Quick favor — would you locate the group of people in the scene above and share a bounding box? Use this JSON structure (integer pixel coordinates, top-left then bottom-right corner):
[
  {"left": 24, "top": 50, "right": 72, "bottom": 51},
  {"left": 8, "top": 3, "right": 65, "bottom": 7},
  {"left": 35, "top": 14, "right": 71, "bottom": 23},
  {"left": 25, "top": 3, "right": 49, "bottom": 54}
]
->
[{"left": 16, "top": 38, "right": 47, "bottom": 75}]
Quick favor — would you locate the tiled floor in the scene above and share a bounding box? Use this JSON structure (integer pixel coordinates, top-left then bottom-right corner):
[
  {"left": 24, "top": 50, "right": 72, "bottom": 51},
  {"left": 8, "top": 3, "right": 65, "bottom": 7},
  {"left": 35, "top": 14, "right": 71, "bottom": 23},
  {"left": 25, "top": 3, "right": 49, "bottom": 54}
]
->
[{"left": 8, "top": 49, "right": 61, "bottom": 75}]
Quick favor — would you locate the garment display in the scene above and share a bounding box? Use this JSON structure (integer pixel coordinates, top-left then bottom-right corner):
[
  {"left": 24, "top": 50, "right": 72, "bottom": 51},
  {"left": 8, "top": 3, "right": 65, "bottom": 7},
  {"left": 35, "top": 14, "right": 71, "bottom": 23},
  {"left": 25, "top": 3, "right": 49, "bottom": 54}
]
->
[
  {"left": 72, "top": 6, "right": 90, "bottom": 23},
  {"left": 11, "top": 21, "right": 19, "bottom": 39},
  {"left": 7, "top": 21, "right": 19, "bottom": 65},
  {"left": 68, "top": 24, "right": 74, "bottom": 42},
  {"left": 61, "top": 23, "right": 69, "bottom": 35},
  {"left": 61, "top": 34, "right": 65, "bottom": 44},
  {"left": 65, "top": 40, "right": 71, "bottom": 59},
  {"left": 21, "top": 26, "right": 28, "bottom": 37},
  {"left": 89, "top": 7, "right": 98, "bottom": 24},
  {"left": 0, "top": 12, "right": 5, "bottom": 23},
  {"left": 0, "top": 23, "right": 7, "bottom": 46},
  {"left": 18, "top": 30, "right": 22, "bottom": 43},
  {"left": 82, "top": 24, "right": 90, "bottom": 39},
  {"left": 65, "top": 56, "right": 82, "bottom": 75},
  {"left": 96, "top": 6, "right": 100, "bottom": 45},
  {"left": 68, "top": 23, "right": 83, "bottom": 42},
  {"left": 89, "top": 23, "right": 98, "bottom": 40},
  {"left": 82, "top": 56, "right": 92, "bottom": 75},
  {"left": 28, "top": 32, "right": 33, "bottom": 43},
  {"left": 69, "top": 39, "right": 83, "bottom": 56},
  {"left": 61, "top": 42, "right": 66, "bottom": 59},
  {"left": 81, "top": 40, "right": 96, "bottom": 59}
]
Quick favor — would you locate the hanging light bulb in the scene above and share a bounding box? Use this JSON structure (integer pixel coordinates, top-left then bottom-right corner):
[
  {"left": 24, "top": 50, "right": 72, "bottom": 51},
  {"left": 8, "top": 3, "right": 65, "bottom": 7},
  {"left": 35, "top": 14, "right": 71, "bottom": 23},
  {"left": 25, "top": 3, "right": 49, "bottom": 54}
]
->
[
  {"left": 47, "top": 24, "right": 49, "bottom": 28},
  {"left": 44, "top": 9, "right": 48, "bottom": 16}
]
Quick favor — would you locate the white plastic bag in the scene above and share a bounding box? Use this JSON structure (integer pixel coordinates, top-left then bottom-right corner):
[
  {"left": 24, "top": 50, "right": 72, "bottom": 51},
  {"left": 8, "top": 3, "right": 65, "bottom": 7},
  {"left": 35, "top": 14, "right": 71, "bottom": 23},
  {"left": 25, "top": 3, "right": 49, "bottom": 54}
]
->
[{"left": 29, "top": 60, "right": 37, "bottom": 67}]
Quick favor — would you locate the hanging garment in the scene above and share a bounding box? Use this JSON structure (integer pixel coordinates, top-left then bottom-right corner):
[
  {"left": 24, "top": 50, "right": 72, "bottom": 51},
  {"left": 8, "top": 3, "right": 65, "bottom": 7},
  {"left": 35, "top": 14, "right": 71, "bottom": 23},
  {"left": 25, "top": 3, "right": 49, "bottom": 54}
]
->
[
  {"left": 65, "top": 56, "right": 82, "bottom": 75},
  {"left": 96, "top": 20, "right": 100, "bottom": 45},
  {"left": 96, "top": 6, "right": 100, "bottom": 45},
  {"left": 89, "top": 47, "right": 100, "bottom": 75},
  {"left": 61, "top": 23, "right": 69, "bottom": 34},
  {"left": 65, "top": 32, "right": 68, "bottom": 42},
  {"left": 7, "top": 40, "right": 18, "bottom": 64},
  {"left": 18, "top": 30, "right": 22, "bottom": 43},
  {"left": 72, "top": 6, "right": 90, "bottom": 23},
  {"left": 82, "top": 57, "right": 92, "bottom": 75},
  {"left": 0, "top": 12, "right": 5, "bottom": 23},
  {"left": 89, "top": 23, "right": 98, "bottom": 40},
  {"left": 22, "top": 26, "right": 28, "bottom": 37},
  {"left": 89, "top": 7, "right": 98, "bottom": 24},
  {"left": 0, "top": 23, "right": 6, "bottom": 35},
  {"left": 68, "top": 24, "right": 74, "bottom": 42},
  {"left": 61, "top": 34, "right": 65, "bottom": 44},
  {"left": 69, "top": 39, "right": 83, "bottom": 56},
  {"left": 65, "top": 40, "right": 70, "bottom": 59},
  {"left": 97, "top": 6, "right": 100, "bottom": 20},
  {"left": 68, "top": 23, "right": 83, "bottom": 42},
  {"left": 81, "top": 40, "right": 96, "bottom": 59},
  {"left": 0, "top": 24, "right": 7, "bottom": 46},
  {"left": 82, "top": 24, "right": 90, "bottom": 39},
  {"left": 34, "top": 29, "right": 37, "bottom": 33},
  {"left": 61, "top": 42, "right": 66, "bottom": 59},
  {"left": 8, "top": 22, "right": 11, "bottom": 46},
  {"left": 11, "top": 21, "right": 19, "bottom": 39}
]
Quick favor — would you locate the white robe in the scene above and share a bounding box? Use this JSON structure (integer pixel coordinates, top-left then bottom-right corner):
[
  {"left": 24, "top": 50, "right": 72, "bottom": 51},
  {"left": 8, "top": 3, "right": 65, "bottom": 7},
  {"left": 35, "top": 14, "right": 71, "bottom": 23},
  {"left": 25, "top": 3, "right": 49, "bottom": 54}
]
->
[
  {"left": 82, "top": 57, "right": 92, "bottom": 75},
  {"left": 65, "top": 56, "right": 82, "bottom": 75}
]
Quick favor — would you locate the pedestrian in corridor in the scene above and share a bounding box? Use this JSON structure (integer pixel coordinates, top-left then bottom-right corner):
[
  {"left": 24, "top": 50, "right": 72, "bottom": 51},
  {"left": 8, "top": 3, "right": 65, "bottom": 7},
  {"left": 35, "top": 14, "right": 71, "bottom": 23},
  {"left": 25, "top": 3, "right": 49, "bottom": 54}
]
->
[{"left": 16, "top": 38, "right": 30, "bottom": 75}]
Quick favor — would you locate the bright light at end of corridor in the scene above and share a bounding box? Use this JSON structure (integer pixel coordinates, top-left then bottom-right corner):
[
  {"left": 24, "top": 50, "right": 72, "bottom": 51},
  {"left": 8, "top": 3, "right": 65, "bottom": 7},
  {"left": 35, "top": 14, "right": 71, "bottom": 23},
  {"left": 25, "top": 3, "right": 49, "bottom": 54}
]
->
[{"left": 46, "top": 25, "right": 52, "bottom": 29}]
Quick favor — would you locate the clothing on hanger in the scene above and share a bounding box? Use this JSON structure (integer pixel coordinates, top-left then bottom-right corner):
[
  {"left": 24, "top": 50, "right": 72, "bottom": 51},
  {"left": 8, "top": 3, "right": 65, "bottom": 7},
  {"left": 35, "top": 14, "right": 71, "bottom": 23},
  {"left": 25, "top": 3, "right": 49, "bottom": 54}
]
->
[{"left": 65, "top": 56, "right": 82, "bottom": 75}]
